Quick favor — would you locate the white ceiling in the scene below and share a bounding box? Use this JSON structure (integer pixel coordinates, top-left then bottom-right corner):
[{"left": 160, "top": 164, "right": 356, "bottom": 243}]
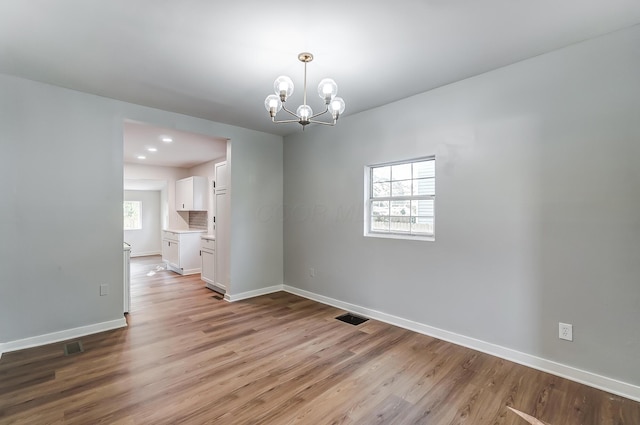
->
[
  {"left": 123, "top": 120, "right": 227, "bottom": 168},
  {"left": 1, "top": 1, "right": 640, "bottom": 138}
]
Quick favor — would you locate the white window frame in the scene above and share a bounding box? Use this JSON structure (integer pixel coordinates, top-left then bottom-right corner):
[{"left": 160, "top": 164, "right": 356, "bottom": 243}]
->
[
  {"left": 123, "top": 200, "right": 142, "bottom": 230},
  {"left": 364, "top": 156, "right": 435, "bottom": 241}
]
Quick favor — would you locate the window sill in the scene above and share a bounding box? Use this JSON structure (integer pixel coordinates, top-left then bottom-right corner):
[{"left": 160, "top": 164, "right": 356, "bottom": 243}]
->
[{"left": 364, "top": 231, "right": 435, "bottom": 242}]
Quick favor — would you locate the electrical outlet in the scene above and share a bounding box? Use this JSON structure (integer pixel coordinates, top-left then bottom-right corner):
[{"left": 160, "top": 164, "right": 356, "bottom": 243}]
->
[
  {"left": 559, "top": 322, "right": 573, "bottom": 341},
  {"left": 100, "top": 284, "right": 109, "bottom": 296},
  {"left": 309, "top": 267, "right": 316, "bottom": 277}
]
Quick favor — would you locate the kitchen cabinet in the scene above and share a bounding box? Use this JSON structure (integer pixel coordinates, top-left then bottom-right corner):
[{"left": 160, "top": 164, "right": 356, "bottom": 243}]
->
[
  {"left": 200, "top": 235, "right": 221, "bottom": 292},
  {"left": 214, "top": 162, "right": 228, "bottom": 191},
  {"left": 162, "top": 230, "right": 205, "bottom": 275},
  {"left": 163, "top": 236, "right": 180, "bottom": 269},
  {"left": 176, "top": 176, "right": 207, "bottom": 211},
  {"left": 214, "top": 161, "right": 230, "bottom": 293},
  {"left": 124, "top": 242, "right": 131, "bottom": 314}
]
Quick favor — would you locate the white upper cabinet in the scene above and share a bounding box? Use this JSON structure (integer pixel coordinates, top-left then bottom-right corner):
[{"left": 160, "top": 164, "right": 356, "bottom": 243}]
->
[
  {"left": 214, "top": 162, "right": 228, "bottom": 191},
  {"left": 176, "top": 176, "right": 207, "bottom": 211}
]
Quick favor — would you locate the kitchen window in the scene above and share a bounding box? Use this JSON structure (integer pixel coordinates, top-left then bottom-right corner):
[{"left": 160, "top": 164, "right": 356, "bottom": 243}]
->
[
  {"left": 123, "top": 201, "right": 142, "bottom": 230},
  {"left": 365, "top": 156, "right": 435, "bottom": 241}
]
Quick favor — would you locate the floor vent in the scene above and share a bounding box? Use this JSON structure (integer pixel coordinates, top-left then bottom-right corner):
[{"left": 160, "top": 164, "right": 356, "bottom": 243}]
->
[
  {"left": 212, "top": 295, "right": 224, "bottom": 300},
  {"left": 336, "top": 313, "right": 369, "bottom": 326},
  {"left": 63, "top": 341, "right": 84, "bottom": 356}
]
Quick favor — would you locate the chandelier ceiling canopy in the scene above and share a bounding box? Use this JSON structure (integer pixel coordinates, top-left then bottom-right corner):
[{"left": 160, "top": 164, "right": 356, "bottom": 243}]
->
[{"left": 264, "top": 52, "right": 345, "bottom": 129}]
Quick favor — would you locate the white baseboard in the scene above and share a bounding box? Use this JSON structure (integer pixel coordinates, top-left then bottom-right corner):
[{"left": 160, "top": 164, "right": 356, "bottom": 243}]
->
[
  {"left": 0, "top": 318, "right": 127, "bottom": 359},
  {"left": 225, "top": 284, "right": 284, "bottom": 302},
  {"left": 130, "top": 251, "right": 161, "bottom": 258},
  {"left": 283, "top": 285, "right": 640, "bottom": 403},
  {"left": 205, "top": 282, "right": 225, "bottom": 294},
  {"left": 166, "top": 264, "right": 201, "bottom": 276}
]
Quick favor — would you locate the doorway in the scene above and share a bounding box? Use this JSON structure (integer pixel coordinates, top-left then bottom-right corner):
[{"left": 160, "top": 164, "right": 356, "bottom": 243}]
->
[{"left": 122, "top": 119, "right": 229, "bottom": 312}]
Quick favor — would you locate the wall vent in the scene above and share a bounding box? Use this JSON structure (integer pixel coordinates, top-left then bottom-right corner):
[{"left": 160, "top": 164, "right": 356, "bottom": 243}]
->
[{"left": 63, "top": 341, "right": 84, "bottom": 356}]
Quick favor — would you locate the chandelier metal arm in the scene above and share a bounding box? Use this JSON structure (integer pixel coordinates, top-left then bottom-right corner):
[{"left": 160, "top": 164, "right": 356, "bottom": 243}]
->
[
  {"left": 280, "top": 103, "right": 299, "bottom": 118},
  {"left": 271, "top": 117, "right": 302, "bottom": 124},
  {"left": 310, "top": 105, "right": 329, "bottom": 119},
  {"left": 308, "top": 119, "right": 337, "bottom": 126}
]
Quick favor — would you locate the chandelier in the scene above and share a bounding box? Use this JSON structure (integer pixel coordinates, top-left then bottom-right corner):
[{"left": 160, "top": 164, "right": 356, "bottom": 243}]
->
[{"left": 264, "top": 52, "right": 346, "bottom": 129}]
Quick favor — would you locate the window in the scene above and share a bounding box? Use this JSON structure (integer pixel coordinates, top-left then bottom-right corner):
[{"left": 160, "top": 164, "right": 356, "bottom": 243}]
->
[
  {"left": 365, "top": 157, "right": 435, "bottom": 240},
  {"left": 123, "top": 201, "right": 142, "bottom": 230}
]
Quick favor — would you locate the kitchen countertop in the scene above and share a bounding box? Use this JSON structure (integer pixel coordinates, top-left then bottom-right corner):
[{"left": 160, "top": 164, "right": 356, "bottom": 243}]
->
[
  {"left": 163, "top": 228, "right": 207, "bottom": 234},
  {"left": 201, "top": 234, "right": 215, "bottom": 240}
]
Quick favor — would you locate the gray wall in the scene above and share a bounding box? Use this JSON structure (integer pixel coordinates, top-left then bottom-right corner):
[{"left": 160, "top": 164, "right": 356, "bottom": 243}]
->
[
  {"left": 229, "top": 128, "right": 284, "bottom": 294},
  {"left": 0, "top": 74, "right": 283, "bottom": 344},
  {"left": 284, "top": 25, "right": 640, "bottom": 387},
  {"left": 1, "top": 76, "right": 124, "bottom": 343},
  {"left": 124, "top": 190, "right": 162, "bottom": 257}
]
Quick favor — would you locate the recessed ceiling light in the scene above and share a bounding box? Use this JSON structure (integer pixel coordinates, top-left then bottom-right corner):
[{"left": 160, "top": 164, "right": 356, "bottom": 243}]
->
[
  {"left": 137, "top": 155, "right": 146, "bottom": 160},
  {"left": 147, "top": 147, "right": 157, "bottom": 152},
  {"left": 161, "top": 137, "right": 173, "bottom": 143}
]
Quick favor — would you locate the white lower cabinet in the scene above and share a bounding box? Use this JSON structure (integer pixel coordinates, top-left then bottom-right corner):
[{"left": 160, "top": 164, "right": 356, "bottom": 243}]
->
[
  {"left": 200, "top": 236, "right": 222, "bottom": 292},
  {"left": 161, "top": 230, "right": 205, "bottom": 275},
  {"left": 163, "top": 238, "right": 180, "bottom": 269}
]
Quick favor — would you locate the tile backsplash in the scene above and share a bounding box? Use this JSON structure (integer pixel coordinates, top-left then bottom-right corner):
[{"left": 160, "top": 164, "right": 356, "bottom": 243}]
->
[{"left": 189, "top": 211, "right": 208, "bottom": 230}]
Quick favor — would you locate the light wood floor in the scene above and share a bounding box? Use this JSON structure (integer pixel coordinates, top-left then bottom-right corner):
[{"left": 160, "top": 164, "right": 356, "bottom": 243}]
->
[{"left": 1, "top": 256, "right": 638, "bottom": 424}]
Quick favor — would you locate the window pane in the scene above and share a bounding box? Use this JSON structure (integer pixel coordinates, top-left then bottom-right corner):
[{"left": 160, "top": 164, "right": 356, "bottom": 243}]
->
[
  {"left": 413, "top": 177, "right": 435, "bottom": 196},
  {"left": 372, "top": 182, "right": 390, "bottom": 198},
  {"left": 411, "top": 217, "right": 434, "bottom": 235},
  {"left": 413, "top": 160, "right": 435, "bottom": 178},
  {"left": 372, "top": 166, "right": 390, "bottom": 183},
  {"left": 390, "top": 200, "right": 411, "bottom": 216},
  {"left": 371, "top": 201, "right": 389, "bottom": 216},
  {"left": 411, "top": 199, "right": 434, "bottom": 216},
  {"left": 391, "top": 180, "right": 412, "bottom": 197},
  {"left": 124, "top": 201, "right": 141, "bottom": 230},
  {"left": 371, "top": 215, "right": 389, "bottom": 232},
  {"left": 390, "top": 216, "right": 411, "bottom": 233},
  {"left": 391, "top": 163, "right": 411, "bottom": 181}
]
